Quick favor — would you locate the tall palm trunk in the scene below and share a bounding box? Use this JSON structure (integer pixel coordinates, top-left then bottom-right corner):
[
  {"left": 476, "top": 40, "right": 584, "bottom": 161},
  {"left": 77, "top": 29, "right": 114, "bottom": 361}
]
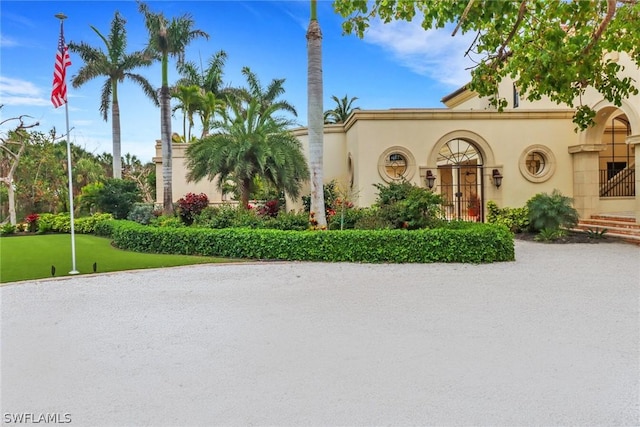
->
[
  {"left": 111, "top": 81, "right": 122, "bottom": 179},
  {"left": 307, "top": 0, "right": 326, "bottom": 228},
  {"left": 240, "top": 177, "right": 252, "bottom": 209},
  {"left": 161, "top": 54, "right": 174, "bottom": 215}
]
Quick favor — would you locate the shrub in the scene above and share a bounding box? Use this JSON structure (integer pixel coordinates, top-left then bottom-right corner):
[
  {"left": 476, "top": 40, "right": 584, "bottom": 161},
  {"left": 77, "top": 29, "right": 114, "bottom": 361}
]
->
[
  {"left": 193, "top": 205, "right": 234, "bottom": 229},
  {"left": 526, "top": 190, "right": 579, "bottom": 232},
  {"left": 151, "top": 215, "right": 184, "bottom": 228},
  {"left": 127, "top": 203, "right": 155, "bottom": 225},
  {"left": 534, "top": 228, "right": 567, "bottom": 242},
  {"left": 37, "top": 213, "right": 57, "bottom": 233},
  {"left": 192, "top": 204, "right": 262, "bottom": 229},
  {"left": 354, "top": 210, "right": 393, "bottom": 230},
  {"left": 302, "top": 180, "right": 338, "bottom": 216},
  {"left": 373, "top": 181, "right": 444, "bottom": 229},
  {"left": 75, "top": 213, "right": 114, "bottom": 234},
  {"left": 486, "top": 201, "right": 530, "bottom": 233},
  {"left": 257, "top": 199, "right": 280, "bottom": 218},
  {"left": 0, "top": 223, "right": 16, "bottom": 236},
  {"left": 177, "top": 193, "right": 209, "bottom": 225},
  {"left": 329, "top": 207, "right": 367, "bottom": 230},
  {"left": 374, "top": 180, "right": 414, "bottom": 205},
  {"left": 262, "top": 210, "right": 309, "bottom": 231},
  {"left": 106, "top": 220, "right": 514, "bottom": 263},
  {"left": 78, "top": 182, "right": 104, "bottom": 215},
  {"left": 25, "top": 213, "right": 39, "bottom": 232},
  {"left": 36, "top": 212, "right": 113, "bottom": 234},
  {"left": 95, "top": 179, "right": 141, "bottom": 219}
]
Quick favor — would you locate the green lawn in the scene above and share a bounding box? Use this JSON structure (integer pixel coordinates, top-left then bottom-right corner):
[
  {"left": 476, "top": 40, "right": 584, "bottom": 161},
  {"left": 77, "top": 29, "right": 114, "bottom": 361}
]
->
[{"left": 0, "top": 234, "right": 240, "bottom": 283}]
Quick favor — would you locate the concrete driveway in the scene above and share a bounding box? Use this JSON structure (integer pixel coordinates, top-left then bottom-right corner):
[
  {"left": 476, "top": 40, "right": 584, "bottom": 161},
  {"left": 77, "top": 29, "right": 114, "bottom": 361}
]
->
[{"left": 1, "top": 240, "right": 639, "bottom": 426}]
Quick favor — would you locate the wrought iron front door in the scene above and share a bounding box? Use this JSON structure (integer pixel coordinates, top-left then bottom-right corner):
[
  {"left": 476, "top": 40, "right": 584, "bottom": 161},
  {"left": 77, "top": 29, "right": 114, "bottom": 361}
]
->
[{"left": 437, "top": 139, "right": 484, "bottom": 222}]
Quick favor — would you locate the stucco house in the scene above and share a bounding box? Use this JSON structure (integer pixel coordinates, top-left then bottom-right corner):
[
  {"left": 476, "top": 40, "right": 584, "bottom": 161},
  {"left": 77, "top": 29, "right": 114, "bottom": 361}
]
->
[{"left": 155, "top": 52, "right": 639, "bottom": 233}]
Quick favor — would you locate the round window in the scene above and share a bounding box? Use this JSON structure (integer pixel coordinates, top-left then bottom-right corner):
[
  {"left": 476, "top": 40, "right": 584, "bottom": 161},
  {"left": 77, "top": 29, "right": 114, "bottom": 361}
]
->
[
  {"left": 386, "top": 153, "right": 407, "bottom": 178},
  {"left": 519, "top": 145, "right": 556, "bottom": 182},
  {"left": 377, "top": 146, "right": 416, "bottom": 182},
  {"left": 526, "top": 151, "right": 546, "bottom": 176}
]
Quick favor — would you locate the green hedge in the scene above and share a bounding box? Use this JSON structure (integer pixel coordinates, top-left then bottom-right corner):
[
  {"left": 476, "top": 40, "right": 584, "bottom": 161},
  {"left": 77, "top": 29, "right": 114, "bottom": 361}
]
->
[
  {"left": 37, "top": 212, "right": 115, "bottom": 234},
  {"left": 99, "top": 220, "right": 514, "bottom": 263}
]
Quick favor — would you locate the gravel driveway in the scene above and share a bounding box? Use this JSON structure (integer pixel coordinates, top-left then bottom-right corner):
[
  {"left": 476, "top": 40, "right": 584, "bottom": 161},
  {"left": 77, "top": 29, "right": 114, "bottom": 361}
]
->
[{"left": 1, "top": 240, "right": 639, "bottom": 426}]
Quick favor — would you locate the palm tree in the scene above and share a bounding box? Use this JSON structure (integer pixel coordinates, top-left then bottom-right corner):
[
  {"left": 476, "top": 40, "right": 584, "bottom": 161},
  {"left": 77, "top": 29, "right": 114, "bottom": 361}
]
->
[
  {"left": 196, "top": 91, "right": 225, "bottom": 138},
  {"left": 238, "top": 67, "right": 297, "bottom": 117},
  {"left": 69, "top": 11, "right": 158, "bottom": 179},
  {"left": 307, "top": 0, "right": 326, "bottom": 228},
  {"left": 176, "top": 50, "right": 229, "bottom": 96},
  {"left": 138, "top": 1, "right": 208, "bottom": 216},
  {"left": 324, "top": 94, "right": 359, "bottom": 124},
  {"left": 175, "top": 51, "right": 230, "bottom": 137},
  {"left": 185, "top": 96, "right": 308, "bottom": 208},
  {"left": 171, "top": 84, "right": 200, "bottom": 142}
]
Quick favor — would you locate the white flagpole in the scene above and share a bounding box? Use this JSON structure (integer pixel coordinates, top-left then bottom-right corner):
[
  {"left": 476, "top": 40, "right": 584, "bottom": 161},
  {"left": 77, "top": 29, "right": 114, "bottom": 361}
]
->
[{"left": 55, "top": 12, "right": 78, "bottom": 275}]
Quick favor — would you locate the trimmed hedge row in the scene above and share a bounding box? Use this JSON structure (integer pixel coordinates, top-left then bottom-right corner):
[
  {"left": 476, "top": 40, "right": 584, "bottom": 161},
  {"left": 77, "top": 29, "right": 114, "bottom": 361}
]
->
[
  {"left": 38, "top": 212, "right": 115, "bottom": 234},
  {"left": 97, "top": 220, "right": 515, "bottom": 263}
]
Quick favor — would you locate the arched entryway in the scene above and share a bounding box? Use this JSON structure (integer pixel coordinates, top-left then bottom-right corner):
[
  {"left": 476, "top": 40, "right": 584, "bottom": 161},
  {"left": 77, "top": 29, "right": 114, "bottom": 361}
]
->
[
  {"left": 437, "top": 139, "right": 484, "bottom": 221},
  {"left": 598, "top": 113, "right": 634, "bottom": 197},
  {"left": 573, "top": 100, "right": 639, "bottom": 220}
]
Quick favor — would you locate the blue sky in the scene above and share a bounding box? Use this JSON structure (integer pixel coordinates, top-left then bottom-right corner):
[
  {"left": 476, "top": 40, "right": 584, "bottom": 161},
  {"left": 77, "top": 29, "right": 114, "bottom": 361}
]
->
[{"left": 0, "top": 1, "right": 476, "bottom": 163}]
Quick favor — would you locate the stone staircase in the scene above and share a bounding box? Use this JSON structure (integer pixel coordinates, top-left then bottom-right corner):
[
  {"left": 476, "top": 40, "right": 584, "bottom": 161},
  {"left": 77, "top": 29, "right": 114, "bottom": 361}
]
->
[{"left": 574, "top": 214, "right": 640, "bottom": 245}]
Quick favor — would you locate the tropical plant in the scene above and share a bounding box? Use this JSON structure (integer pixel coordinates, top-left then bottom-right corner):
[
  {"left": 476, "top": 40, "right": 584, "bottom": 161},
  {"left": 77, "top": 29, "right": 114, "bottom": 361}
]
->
[
  {"left": 486, "top": 200, "right": 529, "bottom": 233},
  {"left": 526, "top": 190, "right": 579, "bottom": 233},
  {"left": 138, "top": 1, "right": 209, "bottom": 216},
  {"left": 174, "top": 50, "right": 231, "bottom": 138},
  {"left": 185, "top": 94, "right": 309, "bottom": 208},
  {"left": 78, "top": 182, "right": 104, "bottom": 215},
  {"left": 127, "top": 203, "right": 156, "bottom": 225},
  {"left": 534, "top": 228, "right": 567, "bottom": 242},
  {"left": 237, "top": 67, "right": 297, "bottom": 117},
  {"left": 307, "top": 0, "right": 327, "bottom": 229},
  {"left": 171, "top": 84, "right": 201, "bottom": 142},
  {"left": 334, "top": 0, "right": 640, "bottom": 130},
  {"left": 196, "top": 91, "right": 225, "bottom": 138},
  {"left": 95, "top": 178, "right": 141, "bottom": 219},
  {"left": 175, "top": 50, "right": 230, "bottom": 96},
  {"left": 68, "top": 11, "right": 158, "bottom": 179},
  {"left": 177, "top": 192, "right": 209, "bottom": 225},
  {"left": 324, "top": 94, "right": 360, "bottom": 124},
  {"left": 372, "top": 180, "right": 444, "bottom": 229},
  {"left": 586, "top": 227, "right": 608, "bottom": 239}
]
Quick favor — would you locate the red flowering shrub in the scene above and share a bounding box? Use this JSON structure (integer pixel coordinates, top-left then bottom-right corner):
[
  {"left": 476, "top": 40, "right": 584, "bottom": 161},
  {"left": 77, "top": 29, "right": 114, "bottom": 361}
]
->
[
  {"left": 258, "top": 200, "right": 280, "bottom": 218},
  {"left": 177, "top": 193, "right": 209, "bottom": 225},
  {"left": 25, "top": 213, "right": 39, "bottom": 232}
]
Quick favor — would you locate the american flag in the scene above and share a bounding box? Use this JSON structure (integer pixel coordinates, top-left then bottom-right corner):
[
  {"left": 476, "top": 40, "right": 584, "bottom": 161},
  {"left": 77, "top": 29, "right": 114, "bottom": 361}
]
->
[{"left": 51, "top": 24, "right": 71, "bottom": 108}]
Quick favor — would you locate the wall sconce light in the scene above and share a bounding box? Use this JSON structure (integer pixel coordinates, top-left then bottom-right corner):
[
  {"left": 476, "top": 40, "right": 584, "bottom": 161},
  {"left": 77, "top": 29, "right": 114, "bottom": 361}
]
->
[
  {"left": 425, "top": 170, "right": 436, "bottom": 189},
  {"left": 492, "top": 169, "right": 503, "bottom": 188}
]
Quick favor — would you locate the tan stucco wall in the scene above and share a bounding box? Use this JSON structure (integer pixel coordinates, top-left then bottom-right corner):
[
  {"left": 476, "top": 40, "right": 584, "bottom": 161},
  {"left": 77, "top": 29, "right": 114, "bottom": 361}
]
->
[
  {"left": 335, "top": 110, "right": 577, "bottom": 208},
  {"left": 155, "top": 53, "right": 639, "bottom": 222},
  {"left": 154, "top": 142, "right": 226, "bottom": 205}
]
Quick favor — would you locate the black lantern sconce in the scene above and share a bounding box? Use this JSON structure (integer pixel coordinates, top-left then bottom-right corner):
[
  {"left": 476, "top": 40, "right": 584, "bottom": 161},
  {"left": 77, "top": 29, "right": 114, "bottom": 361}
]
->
[
  {"left": 492, "top": 169, "right": 503, "bottom": 188},
  {"left": 425, "top": 170, "right": 436, "bottom": 189}
]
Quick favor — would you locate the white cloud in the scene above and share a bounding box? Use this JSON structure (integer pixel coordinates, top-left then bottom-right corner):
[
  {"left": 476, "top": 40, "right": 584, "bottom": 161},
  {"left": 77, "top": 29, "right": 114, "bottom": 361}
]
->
[
  {"left": 0, "top": 34, "right": 19, "bottom": 48},
  {"left": 0, "top": 76, "right": 41, "bottom": 96},
  {"left": 0, "top": 95, "right": 51, "bottom": 107},
  {"left": 0, "top": 76, "right": 51, "bottom": 107},
  {"left": 365, "top": 18, "right": 478, "bottom": 87}
]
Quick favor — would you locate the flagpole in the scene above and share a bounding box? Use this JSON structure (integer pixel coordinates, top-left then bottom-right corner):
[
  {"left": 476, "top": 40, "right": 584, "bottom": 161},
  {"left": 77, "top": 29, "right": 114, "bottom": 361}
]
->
[{"left": 55, "top": 12, "right": 79, "bottom": 275}]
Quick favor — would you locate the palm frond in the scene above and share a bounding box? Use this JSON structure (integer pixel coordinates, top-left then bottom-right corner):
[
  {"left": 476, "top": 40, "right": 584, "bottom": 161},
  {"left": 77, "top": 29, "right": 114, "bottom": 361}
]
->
[{"left": 100, "top": 79, "right": 113, "bottom": 121}]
